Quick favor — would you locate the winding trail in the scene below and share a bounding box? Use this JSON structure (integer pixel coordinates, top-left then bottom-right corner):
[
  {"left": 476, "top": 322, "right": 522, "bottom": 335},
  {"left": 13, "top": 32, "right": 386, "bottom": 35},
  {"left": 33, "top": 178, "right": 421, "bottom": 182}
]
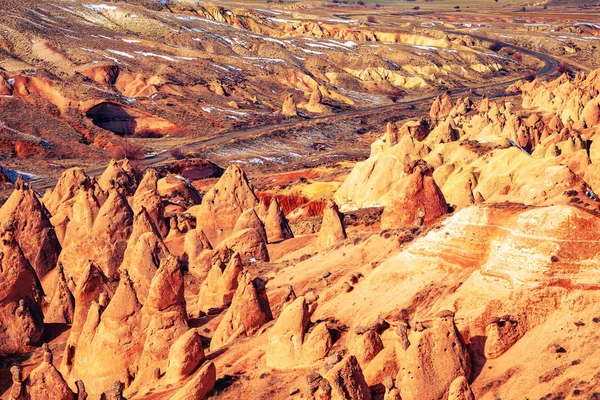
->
[{"left": 32, "top": 31, "right": 559, "bottom": 191}]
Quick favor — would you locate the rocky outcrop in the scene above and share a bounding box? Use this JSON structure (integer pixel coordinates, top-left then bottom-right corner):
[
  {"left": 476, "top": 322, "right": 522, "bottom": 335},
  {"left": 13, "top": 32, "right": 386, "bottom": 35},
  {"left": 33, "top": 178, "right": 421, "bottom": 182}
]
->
[
  {"left": 198, "top": 252, "right": 243, "bottom": 313},
  {"left": 138, "top": 256, "right": 188, "bottom": 369},
  {"left": 316, "top": 200, "right": 346, "bottom": 250},
  {"left": 183, "top": 228, "right": 212, "bottom": 263},
  {"left": 282, "top": 93, "right": 298, "bottom": 116},
  {"left": 484, "top": 315, "right": 523, "bottom": 359},
  {"left": 430, "top": 91, "right": 453, "bottom": 121},
  {"left": 45, "top": 264, "right": 75, "bottom": 324},
  {"left": 60, "top": 186, "right": 133, "bottom": 280},
  {"left": 304, "top": 88, "right": 329, "bottom": 114},
  {"left": 448, "top": 376, "right": 475, "bottom": 400},
  {"left": 266, "top": 297, "right": 331, "bottom": 369},
  {"left": 233, "top": 207, "right": 267, "bottom": 244},
  {"left": 210, "top": 273, "right": 272, "bottom": 350},
  {"left": 396, "top": 313, "right": 471, "bottom": 400},
  {"left": 380, "top": 162, "right": 447, "bottom": 229},
  {"left": 97, "top": 159, "right": 138, "bottom": 195},
  {"left": 216, "top": 227, "right": 269, "bottom": 264},
  {"left": 0, "top": 231, "right": 44, "bottom": 356},
  {"left": 325, "top": 355, "right": 371, "bottom": 400},
  {"left": 43, "top": 168, "right": 104, "bottom": 216},
  {"left": 195, "top": 165, "right": 258, "bottom": 245},
  {"left": 0, "top": 178, "right": 61, "bottom": 288},
  {"left": 119, "top": 209, "right": 174, "bottom": 305},
  {"left": 132, "top": 169, "right": 167, "bottom": 237},
  {"left": 165, "top": 329, "right": 205, "bottom": 382},
  {"left": 70, "top": 272, "right": 143, "bottom": 396},
  {"left": 170, "top": 361, "right": 216, "bottom": 400},
  {"left": 265, "top": 198, "right": 294, "bottom": 243},
  {"left": 352, "top": 330, "right": 384, "bottom": 367},
  {"left": 26, "top": 344, "right": 75, "bottom": 400}
]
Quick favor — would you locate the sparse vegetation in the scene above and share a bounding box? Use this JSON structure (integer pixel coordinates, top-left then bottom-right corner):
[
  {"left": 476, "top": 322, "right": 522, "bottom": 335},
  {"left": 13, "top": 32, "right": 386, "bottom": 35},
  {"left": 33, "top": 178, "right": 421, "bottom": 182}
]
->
[
  {"left": 490, "top": 41, "right": 503, "bottom": 52},
  {"left": 557, "top": 62, "right": 572, "bottom": 75},
  {"left": 111, "top": 141, "right": 146, "bottom": 160},
  {"left": 169, "top": 148, "right": 185, "bottom": 160}
]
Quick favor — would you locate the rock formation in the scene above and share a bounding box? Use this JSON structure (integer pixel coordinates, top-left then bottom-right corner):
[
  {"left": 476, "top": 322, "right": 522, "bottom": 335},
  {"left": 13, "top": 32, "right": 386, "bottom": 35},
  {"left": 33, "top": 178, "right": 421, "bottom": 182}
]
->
[
  {"left": 45, "top": 264, "right": 75, "bottom": 324},
  {"left": 97, "top": 159, "right": 138, "bottom": 195},
  {"left": 0, "top": 177, "right": 61, "bottom": 289},
  {"left": 198, "top": 252, "right": 243, "bottom": 313},
  {"left": 325, "top": 355, "right": 371, "bottom": 400},
  {"left": 26, "top": 344, "right": 75, "bottom": 400},
  {"left": 316, "top": 200, "right": 346, "bottom": 250},
  {"left": 282, "top": 93, "right": 298, "bottom": 116},
  {"left": 265, "top": 198, "right": 294, "bottom": 243},
  {"left": 380, "top": 162, "right": 447, "bottom": 229},
  {"left": 165, "top": 329, "right": 205, "bottom": 382},
  {"left": 448, "top": 376, "right": 475, "bottom": 400},
  {"left": 266, "top": 296, "right": 331, "bottom": 369},
  {"left": 132, "top": 169, "right": 167, "bottom": 237},
  {"left": 396, "top": 313, "right": 471, "bottom": 400},
  {"left": 0, "top": 231, "right": 44, "bottom": 356},
  {"left": 139, "top": 256, "right": 188, "bottom": 369},
  {"left": 195, "top": 165, "right": 259, "bottom": 245},
  {"left": 305, "top": 88, "right": 329, "bottom": 113},
  {"left": 233, "top": 207, "right": 267, "bottom": 244},
  {"left": 210, "top": 272, "right": 272, "bottom": 350}
]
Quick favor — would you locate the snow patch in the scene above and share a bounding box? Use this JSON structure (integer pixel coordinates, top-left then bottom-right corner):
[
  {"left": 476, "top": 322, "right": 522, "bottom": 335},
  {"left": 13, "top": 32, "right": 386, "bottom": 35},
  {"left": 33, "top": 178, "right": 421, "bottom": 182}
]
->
[{"left": 83, "top": 4, "right": 117, "bottom": 12}]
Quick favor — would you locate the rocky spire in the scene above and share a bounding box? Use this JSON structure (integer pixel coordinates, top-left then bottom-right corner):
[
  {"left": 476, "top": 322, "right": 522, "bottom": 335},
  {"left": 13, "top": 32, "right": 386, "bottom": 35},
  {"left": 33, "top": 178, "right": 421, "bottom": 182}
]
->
[
  {"left": 0, "top": 177, "right": 61, "bottom": 286},
  {"left": 198, "top": 252, "right": 243, "bottom": 313},
  {"left": 0, "top": 231, "right": 44, "bottom": 356},
  {"left": 316, "top": 200, "right": 346, "bottom": 251},
  {"left": 233, "top": 207, "right": 267, "bottom": 243},
  {"left": 210, "top": 272, "right": 273, "bottom": 351},
  {"left": 45, "top": 264, "right": 75, "bottom": 324},
  {"left": 133, "top": 169, "right": 167, "bottom": 237},
  {"left": 265, "top": 198, "right": 294, "bottom": 243},
  {"left": 27, "top": 343, "right": 75, "bottom": 400},
  {"left": 195, "top": 165, "right": 259, "bottom": 245}
]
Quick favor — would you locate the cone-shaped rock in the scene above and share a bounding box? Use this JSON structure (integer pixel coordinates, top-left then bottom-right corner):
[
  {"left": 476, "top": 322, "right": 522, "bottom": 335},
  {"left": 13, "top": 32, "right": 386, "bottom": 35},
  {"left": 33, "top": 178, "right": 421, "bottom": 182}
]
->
[
  {"left": 133, "top": 169, "right": 167, "bottom": 237},
  {"left": 282, "top": 93, "right": 298, "bottom": 117},
  {"left": 97, "top": 159, "right": 138, "bottom": 195},
  {"left": 325, "top": 355, "right": 372, "bottom": 400},
  {"left": 233, "top": 207, "right": 267, "bottom": 243},
  {"left": 195, "top": 165, "right": 258, "bottom": 245},
  {"left": 448, "top": 376, "right": 475, "bottom": 400},
  {"left": 266, "top": 296, "right": 310, "bottom": 369},
  {"left": 198, "top": 252, "right": 243, "bottom": 313},
  {"left": 396, "top": 313, "right": 471, "bottom": 400},
  {"left": 210, "top": 272, "right": 272, "bottom": 351},
  {"left": 27, "top": 344, "right": 75, "bottom": 400},
  {"left": 316, "top": 200, "right": 346, "bottom": 251},
  {"left": 60, "top": 184, "right": 102, "bottom": 249},
  {"left": 0, "top": 231, "right": 44, "bottom": 356},
  {"left": 0, "top": 180, "right": 61, "bottom": 284},
  {"left": 183, "top": 228, "right": 212, "bottom": 263},
  {"left": 139, "top": 256, "right": 188, "bottom": 369},
  {"left": 45, "top": 264, "right": 75, "bottom": 324},
  {"left": 265, "top": 198, "right": 294, "bottom": 243},
  {"left": 123, "top": 231, "right": 172, "bottom": 305},
  {"left": 74, "top": 271, "right": 143, "bottom": 397},
  {"left": 89, "top": 188, "right": 134, "bottom": 278},
  {"left": 43, "top": 167, "right": 104, "bottom": 216},
  {"left": 380, "top": 163, "right": 447, "bottom": 230}
]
